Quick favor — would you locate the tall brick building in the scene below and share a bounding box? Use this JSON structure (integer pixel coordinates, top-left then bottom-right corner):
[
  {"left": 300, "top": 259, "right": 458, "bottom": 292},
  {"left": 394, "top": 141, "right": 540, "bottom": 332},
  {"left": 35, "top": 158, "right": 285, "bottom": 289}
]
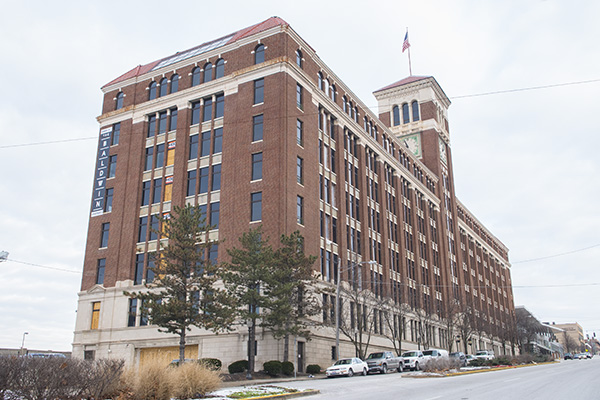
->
[{"left": 73, "top": 17, "right": 516, "bottom": 368}]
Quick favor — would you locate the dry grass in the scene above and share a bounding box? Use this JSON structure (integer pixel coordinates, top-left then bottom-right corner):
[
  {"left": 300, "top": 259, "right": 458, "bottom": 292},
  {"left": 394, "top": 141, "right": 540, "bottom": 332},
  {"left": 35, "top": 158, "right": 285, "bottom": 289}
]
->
[{"left": 170, "top": 362, "right": 221, "bottom": 399}]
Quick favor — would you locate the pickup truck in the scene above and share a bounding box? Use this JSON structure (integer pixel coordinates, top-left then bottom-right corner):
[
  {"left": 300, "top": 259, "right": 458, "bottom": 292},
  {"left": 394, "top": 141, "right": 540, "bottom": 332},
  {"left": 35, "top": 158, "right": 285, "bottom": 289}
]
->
[
  {"left": 365, "top": 351, "right": 404, "bottom": 374},
  {"left": 474, "top": 350, "right": 495, "bottom": 360}
]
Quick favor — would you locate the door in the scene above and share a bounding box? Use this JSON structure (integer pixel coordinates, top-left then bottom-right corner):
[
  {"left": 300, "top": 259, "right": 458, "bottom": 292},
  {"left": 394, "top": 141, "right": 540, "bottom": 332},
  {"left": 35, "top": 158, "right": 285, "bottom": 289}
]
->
[{"left": 297, "top": 341, "right": 305, "bottom": 373}]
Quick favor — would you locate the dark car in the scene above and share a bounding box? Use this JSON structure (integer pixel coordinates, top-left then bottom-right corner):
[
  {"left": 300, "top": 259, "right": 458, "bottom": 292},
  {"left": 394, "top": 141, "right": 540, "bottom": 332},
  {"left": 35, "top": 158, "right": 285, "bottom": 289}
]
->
[
  {"left": 564, "top": 353, "right": 573, "bottom": 360},
  {"left": 449, "top": 351, "right": 467, "bottom": 367}
]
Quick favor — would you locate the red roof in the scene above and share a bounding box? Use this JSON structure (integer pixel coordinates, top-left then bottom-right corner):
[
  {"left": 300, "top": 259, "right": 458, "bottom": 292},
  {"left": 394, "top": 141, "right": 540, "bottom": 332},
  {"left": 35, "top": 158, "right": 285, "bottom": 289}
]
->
[
  {"left": 373, "top": 75, "right": 431, "bottom": 93},
  {"left": 103, "top": 17, "right": 289, "bottom": 89}
]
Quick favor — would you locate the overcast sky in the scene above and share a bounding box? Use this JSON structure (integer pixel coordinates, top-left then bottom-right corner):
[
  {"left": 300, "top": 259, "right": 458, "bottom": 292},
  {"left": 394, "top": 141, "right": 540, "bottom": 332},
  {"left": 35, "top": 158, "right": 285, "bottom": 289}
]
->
[{"left": 1, "top": 0, "right": 599, "bottom": 351}]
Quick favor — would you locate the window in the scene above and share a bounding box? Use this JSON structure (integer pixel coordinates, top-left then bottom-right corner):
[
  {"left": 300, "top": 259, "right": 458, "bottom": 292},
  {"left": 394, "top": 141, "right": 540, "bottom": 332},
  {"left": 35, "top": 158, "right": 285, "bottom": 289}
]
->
[
  {"left": 144, "top": 147, "right": 154, "bottom": 171},
  {"left": 128, "top": 298, "right": 137, "bottom": 327},
  {"left": 191, "top": 101, "right": 201, "bottom": 125},
  {"left": 134, "top": 254, "right": 144, "bottom": 285},
  {"left": 166, "top": 143, "right": 175, "bottom": 166},
  {"left": 412, "top": 100, "right": 420, "bottom": 121},
  {"left": 169, "top": 108, "right": 178, "bottom": 131},
  {"left": 111, "top": 122, "right": 120, "bottom": 146},
  {"left": 158, "top": 111, "right": 167, "bottom": 134},
  {"left": 146, "top": 255, "right": 155, "bottom": 283},
  {"left": 91, "top": 302, "right": 101, "bottom": 330},
  {"left": 254, "top": 79, "right": 264, "bottom": 104},
  {"left": 318, "top": 72, "right": 324, "bottom": 90},
  {"left": 159, "top": 78, "right": 168, "bottom": 97},
  {"left": 170, "top": 74, "right": 179, "bottom": 93},
  {"left": 296, "top": 157, "right": 303, "bottom": 184},
  {"left": 149, "top": 214, "right": 159, "bottom": 241},
  {"left": 203, "top": 62, "right": 213, "bottom": 83},
  {"left": 213, "top": 128, "right": 223, "bottom": 153},
  {"left": 330, "top": 84, "right": 337, "bottom": 102},
  {"left": 148, "top": 81, "right": 157, "bottom": 100},
  {"left": 152, "top": 178, "right": 162, "bottom": 204},
  {"left": 215, "top": 58, "right": 225, "bottom": 78},
  {"left": 210, "top": 202, "right": 220, "bottom": 228},
  {"left": 186, "top": 170, "right": 196, "bottom": 196},
  {"left": 252, "top": 153, "right": 262, "bottom": 181},
  {"left": 155, "top": 144, "right": 165, "bottom": 168},
  {"left": 254, "top": 44, "right": 265, "bottom": 64},
  {"left": 141, "top": 181, "right": 151, "bottom": 206},
  {"left": 199, "top": 167, "right": 209, "bottom": 194},
  {"left": 96, "top": 258, "right": 105, "bottom": 285},
  {"left": 100, "top": 222, "right": 110, "bottom": 248},
  {"left": 189, "top": 135, "right": 198, "bottom": 160},
  {"left": 211, "top": 164, "right": 221, "bottom": 191},
  {"left": 203, "top": 97, "right": 213, "bottom": 122},
  {"left": 107, "top": 155, "right": 117, "bottom": 178},
  {"left": 296, "top": 83, "right": 303, "bottom": 109},
  {"left": 192, "top": 67, "right": 201, "bottom": 86},
  {"left": 251, "top": 192, "right": 262, "bottom": 221},
  {"left": 164, "top": 179, "right": 173, "bottom": 202},
  {"left": 200, "top": 131, "right": 211, "bottom": 157},
  {"left": 296, "top": 119, "right": 303, "bottom": 146},
  {"left": 138, "top": 216, "right": 148, "bottom": 243},
  {"left": 104, "top": 188, "right": 113, "bottom": 212},
  {"left": 215, "top": 94, "right": 224, "bottom": 118},
  {"left": 209, "top": 244, "right": 218, "bottom": 264},
  {"left": 252, "top": 114, "right": 263, "bottom": 141},
  {"left": 393, "top": 105, "right": 400, "bottom": 126},
  {"left": 297, "top": 196, "right": 304, "bottom": 224},
  {"left": 147, "top": 114, "right": 156, "bottom": 137},
  {"left": 115, "top": 92, "right": 124, "bottom": 110},
  {"left": 402, "top": 103, "right": 410, "bottom": 124},
  {"left": 296, "top": 49, "right": 303, "bottom": 68}
]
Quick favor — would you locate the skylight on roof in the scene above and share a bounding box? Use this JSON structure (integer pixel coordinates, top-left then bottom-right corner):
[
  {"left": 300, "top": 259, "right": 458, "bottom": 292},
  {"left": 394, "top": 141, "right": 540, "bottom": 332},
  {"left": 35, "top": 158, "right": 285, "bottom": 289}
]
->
[{"left": 152, "top": 34, "right": 234, "bottom": 71}]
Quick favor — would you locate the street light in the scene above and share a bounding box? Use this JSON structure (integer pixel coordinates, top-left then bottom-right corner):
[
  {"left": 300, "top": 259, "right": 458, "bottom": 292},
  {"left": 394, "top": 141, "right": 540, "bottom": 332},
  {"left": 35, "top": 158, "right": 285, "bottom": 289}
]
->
[
  {"left": 334, "top": 260, "right": 376, "bottom": 360},
  {"left": 20, "top": 332, "right": 29, "bottom": 354}
]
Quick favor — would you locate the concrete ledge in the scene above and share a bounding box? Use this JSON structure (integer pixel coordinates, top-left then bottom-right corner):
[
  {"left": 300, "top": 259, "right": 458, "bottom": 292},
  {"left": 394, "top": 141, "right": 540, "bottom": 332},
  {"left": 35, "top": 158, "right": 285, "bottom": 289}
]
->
[
  {"left": 240, "top": 389, "right": 320, "bottom": 400},
  {"left": 445, "top": 361, "right": 559, "bottom": 377}
]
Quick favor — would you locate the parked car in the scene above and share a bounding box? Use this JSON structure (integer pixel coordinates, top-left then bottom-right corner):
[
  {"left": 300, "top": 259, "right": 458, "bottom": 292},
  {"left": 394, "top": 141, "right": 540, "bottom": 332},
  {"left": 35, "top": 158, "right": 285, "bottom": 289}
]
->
[
  {"left": 449, "top": 351, "right": 467, "bottom": 367},
  {"left": 465, "top": 354, "right": 476, "bottom": 365},
  {"left": 422, "top": 348, "right": 449, "bottom": 366},
  {"left": 474, "top": 350, "right": 495, "bottom": 360},
  {"left": 401, "top": 350, "right": 425, "bottom": 371},
  {"left": 365, "top": 351, "right": 404, "bottom": 374},
  {"left": 564, "top": 353, "right": 574, "bottom": 360},
  {"left": 325, "top": 358, "right": 368, "bottom": 377}
]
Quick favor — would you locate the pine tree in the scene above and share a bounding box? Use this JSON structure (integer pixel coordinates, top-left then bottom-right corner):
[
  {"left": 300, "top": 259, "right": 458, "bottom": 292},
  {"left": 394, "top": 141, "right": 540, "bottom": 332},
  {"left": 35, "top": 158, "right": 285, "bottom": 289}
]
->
[{"left": 124, "top": 204, "right": 233, "bottom": 363}]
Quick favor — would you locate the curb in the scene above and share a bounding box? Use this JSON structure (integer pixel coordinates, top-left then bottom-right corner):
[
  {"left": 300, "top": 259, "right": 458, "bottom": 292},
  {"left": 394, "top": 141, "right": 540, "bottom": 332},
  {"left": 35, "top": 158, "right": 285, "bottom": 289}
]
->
[
  {"left": 445, "top": 361, "right": 559, "bottom": 377},
  {"left": 237, "top": 389, "right": 320, "bottom": 400}
]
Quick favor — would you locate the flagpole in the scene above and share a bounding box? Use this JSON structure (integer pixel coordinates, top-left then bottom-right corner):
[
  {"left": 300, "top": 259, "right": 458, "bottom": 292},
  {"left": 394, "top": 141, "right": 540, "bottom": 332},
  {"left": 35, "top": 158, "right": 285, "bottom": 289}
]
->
[
  {"left": 403, "top": 28, "right": 412, "bottom": 76},
  {"left": 408, "top": 46, "right": 412, "bottom": 76}
]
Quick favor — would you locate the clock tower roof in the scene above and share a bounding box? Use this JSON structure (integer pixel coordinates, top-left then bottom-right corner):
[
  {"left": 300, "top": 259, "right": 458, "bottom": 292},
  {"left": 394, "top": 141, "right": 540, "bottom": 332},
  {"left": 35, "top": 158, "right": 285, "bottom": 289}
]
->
[{"left": 373, "top": 75, "right": 432, "bottom": 94}]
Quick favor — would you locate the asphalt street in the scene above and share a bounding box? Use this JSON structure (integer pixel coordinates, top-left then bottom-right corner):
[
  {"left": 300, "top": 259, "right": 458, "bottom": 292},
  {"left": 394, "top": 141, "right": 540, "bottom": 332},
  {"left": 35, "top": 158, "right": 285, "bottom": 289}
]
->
[{"left": 282, "top": 358, "right": 600, "bottom": 400}]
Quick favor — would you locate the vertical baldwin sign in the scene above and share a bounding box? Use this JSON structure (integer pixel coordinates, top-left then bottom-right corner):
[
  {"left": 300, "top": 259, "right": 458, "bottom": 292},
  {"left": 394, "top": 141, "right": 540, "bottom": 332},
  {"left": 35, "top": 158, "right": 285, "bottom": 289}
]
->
[{"left": 91, "top": 127, "right": 113, "bottom": 217}]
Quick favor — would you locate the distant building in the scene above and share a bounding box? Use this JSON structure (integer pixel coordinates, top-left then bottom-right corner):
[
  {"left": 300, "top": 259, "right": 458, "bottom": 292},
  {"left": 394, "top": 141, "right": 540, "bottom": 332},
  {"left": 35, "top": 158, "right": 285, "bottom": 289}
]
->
[
  {"left": 516, "top": 307, "right": 562, "bottom": 358},
  {"left": 551, "top": 322, "right": 585, "bottom": 353},
  {"left": 73, "top": 17, "right": 516, "bottom": 368}
]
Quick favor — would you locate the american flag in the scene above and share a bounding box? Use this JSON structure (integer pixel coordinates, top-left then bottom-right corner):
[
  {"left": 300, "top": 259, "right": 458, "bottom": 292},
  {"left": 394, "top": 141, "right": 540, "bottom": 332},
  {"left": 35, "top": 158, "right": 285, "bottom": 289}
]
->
[{"left": 402, "top": 31, "right": 410, "bottom": 53}]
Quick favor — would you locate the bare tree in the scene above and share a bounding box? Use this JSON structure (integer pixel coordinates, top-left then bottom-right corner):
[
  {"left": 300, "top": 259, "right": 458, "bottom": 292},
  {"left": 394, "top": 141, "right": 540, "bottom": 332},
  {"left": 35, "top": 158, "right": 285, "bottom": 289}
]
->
[
  {"left": 337, "top": 285, "right": 378, "bottom": 360},
  {"left": 381, "top": 298, "right": 410, "bottom": 355}
]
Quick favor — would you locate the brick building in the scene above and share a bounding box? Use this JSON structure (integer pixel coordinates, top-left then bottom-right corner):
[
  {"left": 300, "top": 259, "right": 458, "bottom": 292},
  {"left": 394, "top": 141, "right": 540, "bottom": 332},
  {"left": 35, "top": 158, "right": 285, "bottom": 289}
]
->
[{"left": 73, "top": 17, "right": 516, "bottom": 368}]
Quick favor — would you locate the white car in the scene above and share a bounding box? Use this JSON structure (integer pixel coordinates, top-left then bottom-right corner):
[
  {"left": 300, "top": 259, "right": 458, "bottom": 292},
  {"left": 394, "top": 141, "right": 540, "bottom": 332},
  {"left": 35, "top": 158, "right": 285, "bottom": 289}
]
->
[
  {"left": 326, "top": 358, "right": 368, "bottom": 377},
  {"left": 474, "top": 350, "right": 494, "bottom": 361},
  {"left": 422, "top": 348, "right": 449, "bottom": 365},
  {"left": 401, "top": 350, "right": 425, "bottom": 371}
]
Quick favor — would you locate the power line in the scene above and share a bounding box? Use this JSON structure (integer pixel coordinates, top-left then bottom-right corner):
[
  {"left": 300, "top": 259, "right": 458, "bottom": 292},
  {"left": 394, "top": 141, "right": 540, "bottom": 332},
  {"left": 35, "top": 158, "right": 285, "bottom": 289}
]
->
[
  {"left": 6, "top": 258, "right": 81, "bottom": 274},
  {"left": 0, "top": 137, "right": 97, "bottom": 149},
  {"left": 449, "top": 78, "right": 600, "bottom": 99},
  {"left": 512, "top": 243, "right": 600, "bottom": 264}
]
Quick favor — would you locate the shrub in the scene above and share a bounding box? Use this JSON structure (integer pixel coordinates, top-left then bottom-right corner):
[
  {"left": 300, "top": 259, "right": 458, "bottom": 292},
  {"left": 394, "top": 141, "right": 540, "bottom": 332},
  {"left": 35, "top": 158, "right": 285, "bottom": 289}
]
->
[
  {"left": 281, "top": 361, "right": 294, "bottom": 376},
  {"left": 128, "top": 356, "right": 173, "bottom": 400},
  {"left": 468, "top": 358, "right": 488, "bottom": 367},
  {"left": 493, "top": 356, "right": 513, "bottom": 366},
  {"left": 422, "top": 358, "right": 455, "bottom": 372},
  {"left": 306, "top": 364, "right": 321, "bottom": 374},
  {"left": 263, "top": 360, "right": 282, "bottom": 376},
  {"left": 199, "top": 358, "right": 222, "bottom": 371},
  {"left": 228, "top": 360, "right": 248, "bottom": 374},
  {"left": 170, "top": 362, "right": 221, "bottom": 399}
]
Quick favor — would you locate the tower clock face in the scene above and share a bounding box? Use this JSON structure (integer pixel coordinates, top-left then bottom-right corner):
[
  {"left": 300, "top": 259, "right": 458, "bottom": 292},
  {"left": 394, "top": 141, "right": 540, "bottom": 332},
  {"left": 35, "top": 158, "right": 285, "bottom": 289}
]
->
[
  {"left": 439, "top": 138, "right": 447, "bottom": 165},
  {"left": 401, "top": 133, "right": 422, "bottom": 158}
]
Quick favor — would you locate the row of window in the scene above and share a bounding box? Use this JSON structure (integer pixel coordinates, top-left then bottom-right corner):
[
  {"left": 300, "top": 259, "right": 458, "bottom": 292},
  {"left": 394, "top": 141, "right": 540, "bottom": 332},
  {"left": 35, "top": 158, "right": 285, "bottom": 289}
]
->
[{"left": 392, "top": 101, "right": 420, "bottom": 126}]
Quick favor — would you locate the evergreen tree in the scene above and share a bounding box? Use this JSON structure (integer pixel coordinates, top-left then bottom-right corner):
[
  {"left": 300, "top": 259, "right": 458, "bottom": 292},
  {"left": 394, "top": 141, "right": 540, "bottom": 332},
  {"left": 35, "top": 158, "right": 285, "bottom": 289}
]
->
[
  {"left": 124, "top": 204, "right": 233, "bottom": 363},
  {"left": 221, "top": 226, "right": 274, "bottom": 379},
  {"left": 262, "top": 231, "right": 319, "bottom": 362}
]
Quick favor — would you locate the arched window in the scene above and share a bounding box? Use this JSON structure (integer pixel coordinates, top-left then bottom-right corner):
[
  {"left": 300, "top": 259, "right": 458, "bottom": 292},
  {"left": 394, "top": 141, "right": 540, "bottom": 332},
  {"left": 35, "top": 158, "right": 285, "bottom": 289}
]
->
[
  {"left": 170, "top": 74, "right": 179, "bottom": 93},
  {"left": 296, "top": 50, "right": 303, "bottom": 68},
  {"left": 324, "top": 79, "right": 330, "bottom": 96},
  {"left": 203, "top": 63, "right": 213, "bottom": 83},
  {"left": 254, "top": 44, "right": 265, "bottom": 64},
  {"left": 330, "top": 84, "right": 336, "bottom": 102},
  {"left": 159, "top": 78, "right": 168, "bottom": 97},
  {"left": 392, "top": 105, "right": 400, "bottom": 126},
  {"left": 115, "top": 91, "right": 124, "bottom": 110},
  {"left": 411, "top": 100, "right": 420, "bottom": 121},
  {"left": 402, "top": 103, "right": 410, "bottom": 124},
  {"left": 148, "top": 81, "right": 157, "bottom": 100},
  {"left": 342, "top": 96, "right": 348, "bottom": 112},
  {"left": 318, "top": 72, "right": 324, "bottom": 90},
  {"left": 215, "top": 59, "right": 225, "bottom": 78},
  {"left": 191, "top": 67, "right": 201, "bottom": 86}
]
